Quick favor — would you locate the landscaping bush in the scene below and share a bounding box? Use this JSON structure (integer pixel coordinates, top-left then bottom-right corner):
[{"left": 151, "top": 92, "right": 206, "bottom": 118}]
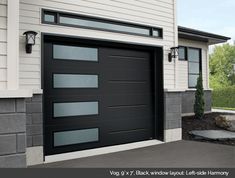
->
[
  {"left": 212, "top": 86, "right": 235, "bottom": 109},
  {"left": 194, "top": 73, "right": 205, "bottom": 119}
]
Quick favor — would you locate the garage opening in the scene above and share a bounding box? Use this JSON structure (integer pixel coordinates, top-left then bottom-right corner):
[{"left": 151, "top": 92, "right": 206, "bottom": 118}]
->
[{"left": 43, "top": 35, "right": 164, "bottom": 156}]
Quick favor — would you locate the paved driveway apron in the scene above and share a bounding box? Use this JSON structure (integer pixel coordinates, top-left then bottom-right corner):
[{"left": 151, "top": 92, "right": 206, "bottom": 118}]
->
[{"left": 33, "top": 141, "right": 235, "bottom": 168}]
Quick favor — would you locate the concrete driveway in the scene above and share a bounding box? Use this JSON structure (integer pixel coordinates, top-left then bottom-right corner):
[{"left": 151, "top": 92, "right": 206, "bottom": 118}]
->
[{"left": 33, "top": 141, "right": 235, "bottom": 168}]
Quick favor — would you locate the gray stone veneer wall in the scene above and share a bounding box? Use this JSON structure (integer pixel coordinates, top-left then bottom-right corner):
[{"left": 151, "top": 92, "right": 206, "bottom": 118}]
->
[
  {"left": 182, "top": 90, "right": 212, "bottom": 114},
  {"left": 0, "top": 98, "right": 27, "bottom": 168},
  {"left": 26, "top": 95, "right": 43, "bottom": 148},
  {"left": 164, "top": 92, "right": 182, "bottom": 130}
]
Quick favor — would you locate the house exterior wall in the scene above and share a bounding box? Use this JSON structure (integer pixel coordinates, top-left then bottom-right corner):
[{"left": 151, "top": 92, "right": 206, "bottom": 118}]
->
[
  {"left": 0, "top": 0, "right": 215, "bottom": 167},
  {"left": 25, "top": 94, "right": 43, "bottom": 166},
  {"left": 178, "top": 38, "right": 212, "bottom": 114},
  {"left": 0, "top": 0, "right": 216, "bottom": 168},
  {"left": 0, "top": 98, "right": 27, "bottom": 168},
  {"left": 164, "top": 92, "right": 182, "bottom": 142},
  {"left": 0, "top": 0, "right": 7, "bottom": 90},
  {"left": 26, "top": 95, "right": 43, "bottom": 148},
  {"left": 182, "top": 90, "right": 212, "bottom": 115},
  {"left": 17, "top": 0, "right": 179, "bottom": 166},
  {"left": 18, "top": 0, "right": 177, "bottom": 91}
]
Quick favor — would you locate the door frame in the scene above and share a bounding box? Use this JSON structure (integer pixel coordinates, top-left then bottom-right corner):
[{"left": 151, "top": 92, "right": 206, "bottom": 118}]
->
[{"left": 41, "top": 33, "right": 164, "bottom": 157}]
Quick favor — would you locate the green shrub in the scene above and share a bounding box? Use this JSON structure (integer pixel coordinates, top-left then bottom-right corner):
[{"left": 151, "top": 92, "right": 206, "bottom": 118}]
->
[
  {"left": 212, "top": 86, "right": 235, "bottom": 108},
  {"left": 194, "top": 73, "right": 205, "bottom": 119}
]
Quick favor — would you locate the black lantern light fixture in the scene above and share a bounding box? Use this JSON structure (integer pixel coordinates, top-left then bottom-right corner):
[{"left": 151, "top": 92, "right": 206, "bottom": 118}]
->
[
  {"left": 23, "top": 31, "right": 38, "bottom": 54},
  {"left": 168, "top": 46, "right": 179, "bottom": 62}
]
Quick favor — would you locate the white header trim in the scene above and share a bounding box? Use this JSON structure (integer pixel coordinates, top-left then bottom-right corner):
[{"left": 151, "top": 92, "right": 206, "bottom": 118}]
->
[{"left": 0, "top": 90, "right": 32, "bottom": 98}]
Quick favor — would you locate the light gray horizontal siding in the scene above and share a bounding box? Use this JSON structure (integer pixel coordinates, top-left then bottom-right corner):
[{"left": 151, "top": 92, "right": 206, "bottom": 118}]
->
[
  {"left": 0, "top": 0, "right": 7, "bottom": 5},
  {"left": 0, "top": 3, "right": 7, "bottom": 90},
  {"left": 19, "top": 0, "right": 176, "bottom": 91}
]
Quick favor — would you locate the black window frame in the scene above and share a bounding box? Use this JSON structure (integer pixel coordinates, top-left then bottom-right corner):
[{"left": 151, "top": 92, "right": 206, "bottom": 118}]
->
[
  {"left": 42, "top": 9, "right": 163, "bottom": 39},
  {"left": 187, "top": 47, "right": 202, "bottom": 88}
]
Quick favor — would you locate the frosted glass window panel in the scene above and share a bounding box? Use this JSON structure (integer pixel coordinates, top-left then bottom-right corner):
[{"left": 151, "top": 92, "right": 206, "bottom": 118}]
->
[
  {"left": 54, "top": 128, "right": 99, "bottom": 147},
  {"left": 53, "top": 45, "right": 98, "bottom": 61},
  {"left": 60, "top": 16, "right": 150, "bottom": 36},
  {"left": 54, "top": 74, "right": 98, "bottom": 88},
  {"left": 189, "top": 62, "right": 200, "bottom": 74},
  {"left": 44, "top": 14, "right": 56, "bottom": 23},
  {"left": 189, "top": 75, "right": 199, "bottom": 88},
  {"left": 188, "top": 49, "right": 200, "bottom": 62},
  {"left": 153, "top": 30, "right": 159, "bottom": 37},
  {"left": 179, "top": 47, "right": 186, "bottom": 60},
  {"left": 54, "top": 102, "right": 99, "bottom": 118}
]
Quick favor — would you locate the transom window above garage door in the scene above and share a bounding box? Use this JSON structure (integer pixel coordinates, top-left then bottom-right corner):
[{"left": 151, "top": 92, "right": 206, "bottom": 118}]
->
[{"left": 42, "top": 9, "right": 163, "bottom": 38}]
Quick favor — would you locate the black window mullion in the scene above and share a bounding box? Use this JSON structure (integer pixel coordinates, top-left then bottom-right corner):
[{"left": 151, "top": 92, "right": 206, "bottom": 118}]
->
[{"left": 56, "top": 12, "right": 60, "bottom": 24}]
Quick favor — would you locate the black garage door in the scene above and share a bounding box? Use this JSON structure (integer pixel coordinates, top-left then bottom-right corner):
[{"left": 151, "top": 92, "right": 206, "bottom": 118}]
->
[{"left": 44, "top": 37, "right": 163, "bottom": 156}]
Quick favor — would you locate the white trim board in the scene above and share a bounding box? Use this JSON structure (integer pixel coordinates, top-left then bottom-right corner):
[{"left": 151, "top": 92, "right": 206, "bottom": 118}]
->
[
  {"left": 7, "top": 0, "right": 19, "bottom": 90},
  {"left": 0, "top": 89, "right": 32, "bottom": 98},
  {"left": 45, "top": 140, "right": 163, "bottom": 164},
  {"left": 212, "top": 109, "right": 235, "bottom": 114}
]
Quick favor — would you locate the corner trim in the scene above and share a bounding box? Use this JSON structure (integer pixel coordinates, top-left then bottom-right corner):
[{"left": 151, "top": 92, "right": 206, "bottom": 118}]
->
[
  {"left": 27, "top": 147, "right": 44, "bottom": 166},
  {"left": 164, "top": 128, "right": 182, "bottom": 143},
  {"left": 7, "top": 0, "right": 20, "bottom": 90}
]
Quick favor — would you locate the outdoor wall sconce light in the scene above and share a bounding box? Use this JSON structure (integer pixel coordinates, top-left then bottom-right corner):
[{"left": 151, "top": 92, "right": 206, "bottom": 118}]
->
[
  {"left": 23, "top": 31, "right": 38, "bottom": 54},
  {"left": 168, "top": 46, "right": 179, "bottom": 62}
]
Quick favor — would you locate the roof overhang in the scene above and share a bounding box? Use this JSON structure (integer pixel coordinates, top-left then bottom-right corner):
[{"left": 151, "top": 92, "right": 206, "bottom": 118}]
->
[{"left": 178, "top": 26, "right": 231, "bottom": 45}]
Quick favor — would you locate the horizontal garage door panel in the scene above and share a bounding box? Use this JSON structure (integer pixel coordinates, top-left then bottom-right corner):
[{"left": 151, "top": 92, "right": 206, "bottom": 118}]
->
[
  {"left": 105, "top": 83, "right": 151, "bottom": 94},
  {"left": 102, "top": 58, "right": 151, "bottom": 70},
  {"left": 102, "top": 48, "right": 150, "bottom": 58},
  {"left": 103, "top": 106, "right": 153, "bottom": 121},
  {"left": 101, "top": 49, "right": 151, "bottom": 70},
  {"left": 105, "top": 130, "right": 152, "bottom": 146},
  {"left": 103, "top": 94, "right": 152, "bottom": 106},
  {"left": 46, "top": 93, "right": 152, "bottom": 102},
  {"left": 103, "top": 117, "right": 153, "bottom": 132},
  {"left": 105, "top": 69, "right": 153, "bottom": 81}
]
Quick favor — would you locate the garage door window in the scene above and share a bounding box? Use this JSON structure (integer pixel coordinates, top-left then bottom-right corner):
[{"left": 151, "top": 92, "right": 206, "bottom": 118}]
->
[
  {"left": 53, "top": 74, "right": 98, "bottom": 88},
  {"left": 54, "top": 128, "right": 99, "bottom": 147},
  {"left": 53, "top": 102, "right": 99, "bottom": 118},
  {"left": 53, "top": 45, "right": 98, "bottom": 61}
]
